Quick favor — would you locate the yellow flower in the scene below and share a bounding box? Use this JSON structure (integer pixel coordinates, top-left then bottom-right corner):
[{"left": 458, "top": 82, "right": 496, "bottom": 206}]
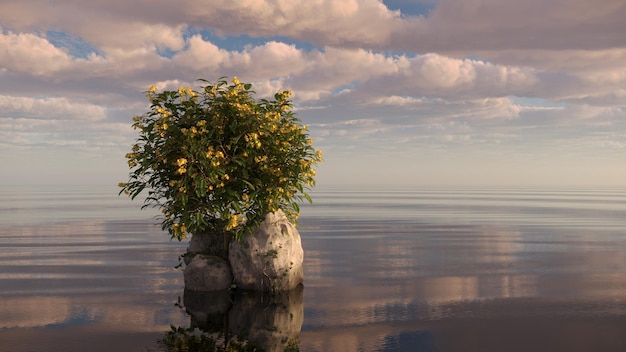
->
[
  {"left": 226, "top": 213, "right": 240, "bottom": 231},
  {"left": 242, "top": 194, "right": 249, "bottom": 201},
  {"left": 176, "top": 158, "right": 188, "bottom": 167},
  {"left": 177, "top": 167, "right": 187, "bottom": 175},
  {"left": 146, "top": 85, "right": 157, "bottom": 100},
  {"left": 156, "top": 107, "right": 171, "bottom": 117}
]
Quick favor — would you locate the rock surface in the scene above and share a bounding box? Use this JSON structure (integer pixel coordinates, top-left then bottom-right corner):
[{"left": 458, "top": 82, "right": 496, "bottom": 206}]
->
[
  {"left": 229, "top": 210, "right": 304, "bottom": 291},
  {"left": 183, "top": 254, "right": 233, "bottom": 291},
  {"left": 185, "top": 232, "right": 228, "bottom": 264}
]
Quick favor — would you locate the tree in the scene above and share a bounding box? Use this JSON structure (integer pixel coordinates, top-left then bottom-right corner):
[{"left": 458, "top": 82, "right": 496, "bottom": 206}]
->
[{"left": 119, "top": 77, "right": 321, "bottom": 241}]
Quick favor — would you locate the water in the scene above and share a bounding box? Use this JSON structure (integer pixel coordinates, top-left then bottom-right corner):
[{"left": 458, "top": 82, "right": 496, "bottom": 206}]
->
[{"left": 1, "top": 186, "right": 626, "bottom": 351}]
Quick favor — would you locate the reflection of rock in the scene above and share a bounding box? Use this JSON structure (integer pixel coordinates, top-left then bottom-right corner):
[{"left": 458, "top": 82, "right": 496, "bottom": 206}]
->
[
  {"left": 228, "top": 286, "right": 304, "bottom": 352},
  {"left": 229, "top": 210, "right": 304, "bottom": 291},
  {"left": 177, "top": 285, "right": 303, "bottom": 352},
  {"left": 183, "top": 289, "right": 232, "bottom": 332},
  {"left": 183, "top": 254, "right": 233, "bottom": 291}
]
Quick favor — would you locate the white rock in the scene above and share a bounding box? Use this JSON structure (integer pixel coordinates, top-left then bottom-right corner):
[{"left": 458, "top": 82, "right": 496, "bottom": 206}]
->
[
  {"left": 229, "top": 210, "right": 304, "bottom": 291},
  {"left": 183, "top": 254, "right": 233, "bottom": 291}
]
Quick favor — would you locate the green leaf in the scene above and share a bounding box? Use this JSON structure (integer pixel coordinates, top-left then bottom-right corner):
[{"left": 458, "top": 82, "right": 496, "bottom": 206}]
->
[{"left": 303, "top": 192, "right": 313, "bottom": 203}]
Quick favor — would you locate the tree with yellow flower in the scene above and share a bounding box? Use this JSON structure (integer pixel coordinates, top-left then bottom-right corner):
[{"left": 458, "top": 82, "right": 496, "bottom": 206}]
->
[{"left": 119, "top": 77, "right": 321, "bottom": 243}]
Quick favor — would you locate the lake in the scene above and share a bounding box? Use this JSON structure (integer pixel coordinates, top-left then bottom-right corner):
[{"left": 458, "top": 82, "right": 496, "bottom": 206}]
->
[{"left": 1, "top": 186, "right": 626, "bottom": 351}]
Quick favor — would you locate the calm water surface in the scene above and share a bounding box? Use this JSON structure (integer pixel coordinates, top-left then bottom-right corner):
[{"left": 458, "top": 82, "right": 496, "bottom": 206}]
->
[{"left": 1, "top": 186, "right": 626, "bottom": 351}]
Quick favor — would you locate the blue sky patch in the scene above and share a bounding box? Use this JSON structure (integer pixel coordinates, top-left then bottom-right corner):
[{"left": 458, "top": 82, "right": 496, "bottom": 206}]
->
[
  {"left": 45, "top": 30, "right": 101, "bottom": 59},
  {"left": 383, "top": 0, "right": 437, "bottom": 17},
  {"left": 195, "top": 28, "right": 317, "bottom": 52}
]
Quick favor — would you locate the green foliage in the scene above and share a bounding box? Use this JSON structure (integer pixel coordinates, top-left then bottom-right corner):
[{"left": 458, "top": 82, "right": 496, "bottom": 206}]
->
[{"left": 119, "top": 77, "right": 321, "bottom": 241}]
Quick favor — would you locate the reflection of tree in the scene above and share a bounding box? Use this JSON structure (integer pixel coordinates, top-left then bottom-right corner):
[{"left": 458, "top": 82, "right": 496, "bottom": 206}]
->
[
  {"left": 159, "top": 325, "right": 259, "bottom": 352},
  {"left": 158, "top": 286, "right": 303, "bottom": 352}
]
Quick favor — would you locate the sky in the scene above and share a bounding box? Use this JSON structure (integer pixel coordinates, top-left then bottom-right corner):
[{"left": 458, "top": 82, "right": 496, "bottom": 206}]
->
[{"left": 1, "top": 0, "right": 625, "bottom": 188}]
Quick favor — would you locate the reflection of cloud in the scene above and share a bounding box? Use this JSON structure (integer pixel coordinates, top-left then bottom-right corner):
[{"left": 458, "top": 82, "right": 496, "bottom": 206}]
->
[
  {"left": 0, "top": 213, "right": 188, "bottom": 337},
  {"left": 497, "top": 274, "right": 538, "bottom": 298},
  {"left": 414, "top": 274, "right": 538, "bottom": 304},
  {"left": 0, "top": 297, "right": 71, "bottom": 328},
  {"left": 421, "top": 276, "right": 478, "bottom": 303},
  {"left": 0, "top": 294, "right": 187, "bottom": 332}
]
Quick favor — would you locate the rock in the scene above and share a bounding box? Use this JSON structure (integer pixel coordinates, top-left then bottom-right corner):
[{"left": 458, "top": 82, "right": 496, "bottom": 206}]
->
[
  {"left": 183, "top": 254, "right": 233, "bottom": 291},
  {"left": 185, "top": 233, "right": 228, "bottom": 264},
  {"left": 229, "top": 210, "right": 304, "bottom": 291},
  {"left": 228, "top": 285, "right": 303, "bottom": 352}
]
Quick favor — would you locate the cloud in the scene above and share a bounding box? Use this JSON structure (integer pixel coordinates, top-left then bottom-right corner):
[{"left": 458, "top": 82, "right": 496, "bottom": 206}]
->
[
  {"left": 2, "top": 0, "right": 624, "bottom": 54},
  {"left": 315, "top": 53, "right": 539, "bottom": 103},
  {"left": 181, "top": 0, "right": 404, "bottom": 48},
  {"left": 0, "top": 95, "right": 107, "bottom": 121},
  {"left": 0, "top": 0, "right": 624, "bottom": 186},
  {"left": 0, "top": 25, "right": 592, "bottom": 107},
  {"left": 393, "top": 0, "right": 626, "bottom": 52},
  {"left": 173, "top": 37, "right": 305, "bottom": 80},
  {"left": 0, "top": 30, "right": 72, "bottom": 75}
]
